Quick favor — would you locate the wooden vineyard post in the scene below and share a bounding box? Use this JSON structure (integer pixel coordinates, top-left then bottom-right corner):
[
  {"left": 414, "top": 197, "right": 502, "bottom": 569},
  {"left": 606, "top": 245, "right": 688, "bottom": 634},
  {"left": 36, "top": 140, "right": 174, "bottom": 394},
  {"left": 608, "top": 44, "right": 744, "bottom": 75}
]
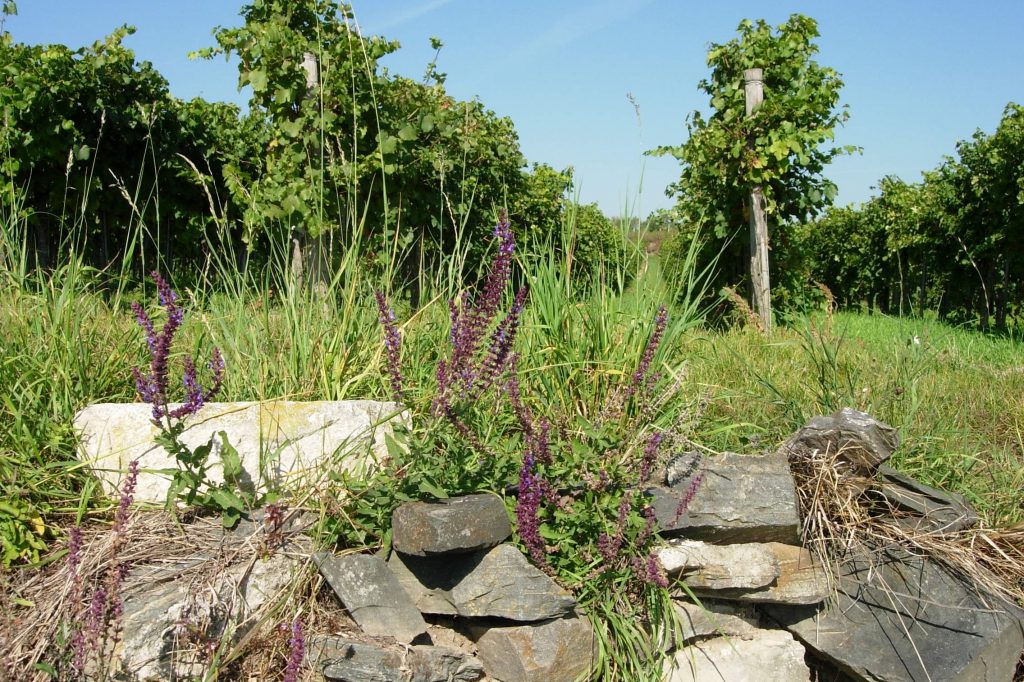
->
[{"left": 744, "top": 68, "right": 772, "bottom": 332}]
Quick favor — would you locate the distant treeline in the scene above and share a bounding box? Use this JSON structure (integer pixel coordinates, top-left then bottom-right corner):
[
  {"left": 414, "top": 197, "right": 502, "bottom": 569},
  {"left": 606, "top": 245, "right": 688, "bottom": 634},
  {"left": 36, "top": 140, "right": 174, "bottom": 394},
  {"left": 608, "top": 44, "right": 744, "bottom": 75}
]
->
[{"left": 0, "top": 3, "right": 624, "bottom": 292}]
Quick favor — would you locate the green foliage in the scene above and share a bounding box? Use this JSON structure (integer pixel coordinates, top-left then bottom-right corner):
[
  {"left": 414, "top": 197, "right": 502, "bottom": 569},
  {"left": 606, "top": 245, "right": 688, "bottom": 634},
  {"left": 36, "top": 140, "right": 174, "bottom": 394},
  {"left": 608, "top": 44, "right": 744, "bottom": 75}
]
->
[
  {"left": 565, "top": 201, "right": 627, "bottom": 292},
  {"left": 805, "top": 103, "right": 1024, "bottom": 330},
  {"left": 156, "top": 428, "right": 262, "bottom": 528},
  {"left": 653, "top": 14, "right": 856, "bottom": 316}
]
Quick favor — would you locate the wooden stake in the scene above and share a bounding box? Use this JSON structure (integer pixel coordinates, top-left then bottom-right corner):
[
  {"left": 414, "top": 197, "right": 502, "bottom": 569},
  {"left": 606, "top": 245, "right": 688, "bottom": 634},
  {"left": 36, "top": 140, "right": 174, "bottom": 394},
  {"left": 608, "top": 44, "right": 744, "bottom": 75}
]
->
[{"left": 744, "top": 68, "right": 772, "bottom": 332}]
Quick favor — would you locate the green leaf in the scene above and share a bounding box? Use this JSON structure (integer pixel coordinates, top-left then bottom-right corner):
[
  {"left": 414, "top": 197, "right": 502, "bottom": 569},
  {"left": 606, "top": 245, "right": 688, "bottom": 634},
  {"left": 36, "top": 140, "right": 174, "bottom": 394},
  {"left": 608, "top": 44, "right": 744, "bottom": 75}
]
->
[
  {"left": 417, "top": 480, "right": 448, "bottom": 499},
  {"left": 218, "top": 431, "right": 243, "bottom": 484},
  {"left": 247, "top": 68, "right": 268, "bottom": 92},
  {"left": 397, "top": 124, "right": 417, "bottom": 141}
]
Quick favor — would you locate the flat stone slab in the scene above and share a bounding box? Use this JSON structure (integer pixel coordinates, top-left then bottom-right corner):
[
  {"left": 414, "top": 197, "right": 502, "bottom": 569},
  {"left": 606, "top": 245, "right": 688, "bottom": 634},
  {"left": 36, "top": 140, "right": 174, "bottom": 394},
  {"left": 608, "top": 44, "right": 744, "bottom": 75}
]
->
[
  {"left": 75, "top": 401, "right": 407, "bottom": 503},
  {"left": 765, "top": 546, "right": 1024, "bottom": 681},
  {"left": 657, "top": 539, "right": 779, "bottom": 589},
  {"left": 782, "top": 407, "right": 898, "bottom": 474},
  {"left": 468, "top": 613, "right": 595, "bottom": 682},
  {"left": 873, "top": 465, "right": 980, "bottom": 532},
  {"left": 392, "top": 494, "right": 512, "bottom": 556},
  {"left": 308, "top": 636, "right": 485, "bottom": 682},
  {"left": 315, "top": 552, "right": 427, "bottom": 644},
  {"left": 678, "top": 543, "right": 829, "bottom": 605},
  {"left": 389, "top": 543, "right": 576, "bottom": 621},
  {"left": 663, "top": 627, "right": 811, "bottom": 682},
  {"left": 670, "top": 600, "right": 761, "bottom": 644},
  {"left": 649, "top": 451, "right": 801, "bottom": 544}
]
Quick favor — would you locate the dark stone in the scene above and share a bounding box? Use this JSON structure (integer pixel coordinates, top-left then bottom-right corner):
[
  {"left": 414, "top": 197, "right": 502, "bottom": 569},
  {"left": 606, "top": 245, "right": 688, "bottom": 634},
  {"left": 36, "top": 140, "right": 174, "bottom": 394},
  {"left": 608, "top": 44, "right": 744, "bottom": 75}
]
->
[
  {"left": 467, "top": 613, "right": 596, "bottom": 682},
  {"left": 783, "top": 408, "right": 899, "bottom": 474},
  {"left": 314, "top": 552, "right": 427, "bottom": 644},
  {"left": 388, "top": 543, "right": 576, "bottom": 621},
  {"left": 649, "top": 451, "right": 801, "bottom": 544},
  {"left": 392, "top": 493, "right": 512, "bottom": 556},
  {"left": 873, "top": 464, "right": 980, "bottom": 532},
  {"left": 309, "top": 635, "right": 485, "bottom": 682},
  {"left": 764, "top": 546, "right": 1024, "bottom": 682}
]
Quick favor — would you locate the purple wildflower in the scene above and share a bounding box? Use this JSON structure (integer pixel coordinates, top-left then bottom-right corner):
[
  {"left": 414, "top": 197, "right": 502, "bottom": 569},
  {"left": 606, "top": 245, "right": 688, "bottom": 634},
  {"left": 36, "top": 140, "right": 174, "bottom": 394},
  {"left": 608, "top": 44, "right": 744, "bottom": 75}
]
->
[
  {"left": 638, "top": 553, "right": 668, "bottom": 588},
  {"left": 515, "top": 452, "right": 548, "bottom": 569},
  {"left": 478, "top": 285, "right": 528, "bottom": 392},
  {"left": 132, "top": 272, "right": 222, "bottom": 423},
  {"left": 673, "top": 471, "right": 705, "bottom": 523},
  {"left": 131, "top": 302, "right": 155, "bottom": 351},
  {"left": 283, "top": 618, "right": 304, "bottom": 682},
  {"left": 84, "top": 586, "right": 108, "bottom": 653},
  {"left": 113, "top": 459, "right": 139, "bottom": 537},
  {"left": 374, "top": 291, "right": 405, "bottom": 403},
  {"left": 597, "top": 495, "right": 632, "bottom": 564},
  {"left": 67, "top": 526, "right": 83, "bottom": 576},
  {"left": 639, "top": 431, "right": 663, "bottom": 484},
  {"left": 445, "top": 215, "right": 517, "bottom": 399},
  {"left": 625, "top": 305, "right": 668, "bottom": 401}
]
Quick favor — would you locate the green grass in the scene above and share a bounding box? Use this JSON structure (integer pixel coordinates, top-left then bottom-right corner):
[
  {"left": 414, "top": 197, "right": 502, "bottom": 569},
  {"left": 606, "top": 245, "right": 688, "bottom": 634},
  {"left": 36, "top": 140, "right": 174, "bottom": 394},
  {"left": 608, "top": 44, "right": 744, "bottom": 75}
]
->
[{"left": 682, "top": 310, "right": 1024, "bottom": 526}]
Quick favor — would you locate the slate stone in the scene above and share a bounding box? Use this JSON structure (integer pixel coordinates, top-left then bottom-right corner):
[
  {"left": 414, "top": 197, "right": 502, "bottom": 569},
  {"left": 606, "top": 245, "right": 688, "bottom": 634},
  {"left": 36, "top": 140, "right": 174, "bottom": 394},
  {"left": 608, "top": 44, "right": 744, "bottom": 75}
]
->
[
  {"left": 649, "top": 451, "right": 801, "bottom": 544},
  {"left": 389, "top": 543, "right": 576, "bottom": 621},
  {"left": 392, "top": 493, "right": 512, "bottom": 556},
  {"left": 783, "top": 407, "right": 898, "bottom": 474},
  {"left": 468, "top": 613, "right": 596, "bottom": 682},
  {"left": 314, "top": 552, "right": 427, "bottom": 644},
  {"left": 669, "top": 600, "right": 761, "bottom": 644},
  {"left": 764, "top": 546, "right": 1024, "bottom": 681},
  {"left": 663, "top": 627, "right": 811, "bottom": 682},
  {"left": 387, "top": 550, "right": 458, "bottom": 616},
  {"left": 873, "top": 464, "right": 980, "bottom": 532},
  {"left": 656, "top": 539, "right": 780, "bottom": 589},
  {"left": 678, "top": 543, "right": 830, "bottom": 605},
  {"left": 74, "top": 400, "right": 407, "bottom": 503},
  {"left": 308, "top": 636, "right": 486, "bottom": 682}
]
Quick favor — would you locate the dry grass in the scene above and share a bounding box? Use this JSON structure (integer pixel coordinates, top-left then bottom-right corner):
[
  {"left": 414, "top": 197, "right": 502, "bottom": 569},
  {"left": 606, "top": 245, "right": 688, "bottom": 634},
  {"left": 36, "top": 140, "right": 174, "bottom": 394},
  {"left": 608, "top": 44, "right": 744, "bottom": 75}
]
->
[
  {"left": 786, "top": 440, "right": 1024, "bottom": 610},
  {"left": 0, "top": 508, "right": 342, "bottom": 682}
]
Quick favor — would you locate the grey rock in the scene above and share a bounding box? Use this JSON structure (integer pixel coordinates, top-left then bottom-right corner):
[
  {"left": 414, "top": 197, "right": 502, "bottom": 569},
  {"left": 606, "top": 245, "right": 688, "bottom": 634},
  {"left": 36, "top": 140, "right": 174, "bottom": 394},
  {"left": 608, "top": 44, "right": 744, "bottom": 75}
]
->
[
  {"left": 663, "top": 627, "right": 811, "bottom": 682},
  {"left": 74, "top": 400, "right": 407, "bottom": 503},
  {"left": 665, "top": 450, "right": 703, "bottom": 487},
  {"left": 389, "top": 544, "right": 576, "bottom": 621},
  {"left": 873, "top": 464, "right": 980, "bottom": 532},
  {"left": 309, "top": 636, "right": 485, "bottom": 682},
  {"left": 468, "top": 613, "right": 596, "bottom": 682},
  {"left": 764, "top": 546, "right": 1024, "bottom": 681},
  {"left": 679, "top": 543, "right": 830, "bottom": 605},
  {"left": 649, "top": 451, "right": 801, "bottom": 544},
  {"left": 314, "top": 552, "right": 427, "bottom": 644},
  {"left": 783, "top": 407, "right": 898, "bottom": 474},
  {"left": 387, "top": 550, "right": 459, "bottom": 616},
  {"left": 448, "top": 544, "right": 576, "bottom": 621},
  {"left": 670, "top": 600, "right": 761, "bottom": 645},
  {"left": 392, "top": 494, "right": 511, "bottom": 556},
  {"left": 656, "top": 539, "right": 779, "bottom": 589}
]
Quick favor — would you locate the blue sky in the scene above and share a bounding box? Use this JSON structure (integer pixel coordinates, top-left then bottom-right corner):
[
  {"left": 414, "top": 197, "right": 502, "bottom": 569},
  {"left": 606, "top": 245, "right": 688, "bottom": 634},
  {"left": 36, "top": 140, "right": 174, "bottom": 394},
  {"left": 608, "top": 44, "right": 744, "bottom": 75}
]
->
[{"left": 7, "top": 1, "right": 1024, "bottom": 217}]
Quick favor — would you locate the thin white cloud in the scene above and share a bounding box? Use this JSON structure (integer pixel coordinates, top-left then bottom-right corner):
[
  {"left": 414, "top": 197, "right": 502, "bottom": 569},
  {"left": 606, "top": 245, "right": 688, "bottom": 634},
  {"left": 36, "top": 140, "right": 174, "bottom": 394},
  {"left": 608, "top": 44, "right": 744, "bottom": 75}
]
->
[
  {"left": 511, "top": 0, "right": 653, "bottom": 63},
  {"left": 366, "top": 0, "right": 458, "bottom": 33}
]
